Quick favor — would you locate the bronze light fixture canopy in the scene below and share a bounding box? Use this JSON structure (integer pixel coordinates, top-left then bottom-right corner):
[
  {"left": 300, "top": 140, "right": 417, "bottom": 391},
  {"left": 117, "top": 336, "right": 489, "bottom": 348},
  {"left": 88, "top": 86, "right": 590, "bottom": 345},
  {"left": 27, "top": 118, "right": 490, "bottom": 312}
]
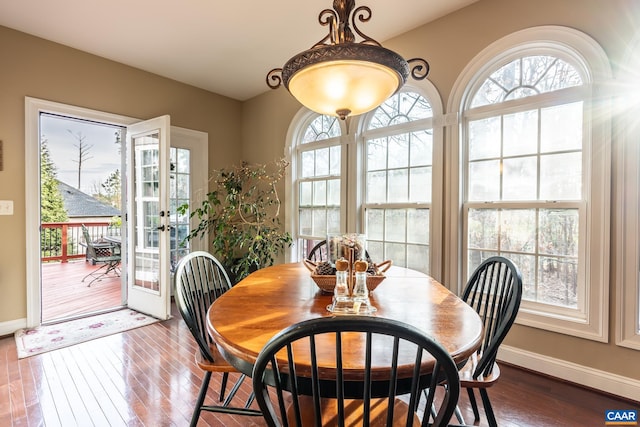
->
[{"left": 266, "top": 0, "right": 430, "bottom": 120}]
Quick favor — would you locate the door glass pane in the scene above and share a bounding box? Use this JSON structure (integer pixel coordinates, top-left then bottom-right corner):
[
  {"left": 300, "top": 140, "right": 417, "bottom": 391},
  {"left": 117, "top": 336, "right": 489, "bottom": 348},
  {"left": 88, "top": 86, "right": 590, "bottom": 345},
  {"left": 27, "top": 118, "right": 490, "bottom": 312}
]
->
[
  {"left": 133, "top": 134, "right": 160, "bottom": 292},
  {"left": 169, "top": 147, "right": 190, "bottom": 271}
]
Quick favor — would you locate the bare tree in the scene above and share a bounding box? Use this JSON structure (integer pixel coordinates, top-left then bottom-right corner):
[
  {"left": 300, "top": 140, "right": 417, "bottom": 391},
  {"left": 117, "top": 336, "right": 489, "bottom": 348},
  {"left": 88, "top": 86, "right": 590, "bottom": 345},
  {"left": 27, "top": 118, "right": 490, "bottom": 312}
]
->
[{"left": 67, "top": 130, "right": 93, "bottom": 189}]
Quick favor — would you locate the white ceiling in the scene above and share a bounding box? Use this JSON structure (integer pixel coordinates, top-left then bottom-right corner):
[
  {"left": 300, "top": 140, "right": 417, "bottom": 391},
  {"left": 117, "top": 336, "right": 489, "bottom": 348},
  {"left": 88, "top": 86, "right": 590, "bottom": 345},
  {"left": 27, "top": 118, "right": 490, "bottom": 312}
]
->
[{"left": 0, "top": 0, "right": 477, "bottom": 101}]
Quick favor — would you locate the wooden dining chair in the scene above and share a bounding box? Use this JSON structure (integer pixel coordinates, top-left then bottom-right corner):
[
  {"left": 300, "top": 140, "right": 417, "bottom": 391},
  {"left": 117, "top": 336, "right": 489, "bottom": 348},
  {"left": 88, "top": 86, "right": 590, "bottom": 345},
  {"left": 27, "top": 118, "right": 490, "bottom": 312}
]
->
[
  {"left": 307, "top": 239, "right": 372, "bottom": 263},
  {"left": 252, "top": 315, "right": 461, "bottom": 427},
  {"left": 456, "top": 256, "right": 523, "bottom": 427},
  {"left": 174, "top": 251, "right": 261, "bottom": 426},
  {"left": 307, "top": 240, "right": 328, "bottom": 262}
]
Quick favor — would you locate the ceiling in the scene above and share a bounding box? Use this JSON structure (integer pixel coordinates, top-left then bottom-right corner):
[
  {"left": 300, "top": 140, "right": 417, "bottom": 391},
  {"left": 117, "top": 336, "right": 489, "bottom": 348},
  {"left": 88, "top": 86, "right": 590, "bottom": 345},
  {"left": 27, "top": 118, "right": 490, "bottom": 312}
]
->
[{"left": 0, "top": 0, "right": 478, "bottom": 101}]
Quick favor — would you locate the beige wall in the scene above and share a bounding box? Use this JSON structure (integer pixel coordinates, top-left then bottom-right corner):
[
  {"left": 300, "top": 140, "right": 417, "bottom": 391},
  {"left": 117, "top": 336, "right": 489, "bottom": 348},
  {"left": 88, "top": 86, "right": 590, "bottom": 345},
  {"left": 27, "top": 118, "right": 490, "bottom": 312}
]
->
[
  {"left": 241, "top": 0, "right": 640, "bottom": 381},
  {"left": 0, "top": 25, "right": 243, "bottom": 323}
]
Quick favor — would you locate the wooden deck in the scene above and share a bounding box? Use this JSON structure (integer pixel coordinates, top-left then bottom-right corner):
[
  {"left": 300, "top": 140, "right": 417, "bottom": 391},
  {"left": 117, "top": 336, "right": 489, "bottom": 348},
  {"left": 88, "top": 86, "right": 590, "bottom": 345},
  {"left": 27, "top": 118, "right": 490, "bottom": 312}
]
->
[{"left": 41, "top": 260, "right": 123, "bottom": 323}]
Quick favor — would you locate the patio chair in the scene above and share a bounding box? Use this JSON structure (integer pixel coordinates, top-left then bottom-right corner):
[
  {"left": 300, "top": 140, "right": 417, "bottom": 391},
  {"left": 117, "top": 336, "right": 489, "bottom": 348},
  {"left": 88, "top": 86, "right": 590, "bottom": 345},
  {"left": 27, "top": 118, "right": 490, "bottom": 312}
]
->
[
  {"left": 174, "top": 251, "right": 262, "bottom": 427},
  {"left": 252, "top": 315, "right": 461, "bottom": 427},
  {"left": 81, "top": 224, "right": 121, "bottom": 286}
]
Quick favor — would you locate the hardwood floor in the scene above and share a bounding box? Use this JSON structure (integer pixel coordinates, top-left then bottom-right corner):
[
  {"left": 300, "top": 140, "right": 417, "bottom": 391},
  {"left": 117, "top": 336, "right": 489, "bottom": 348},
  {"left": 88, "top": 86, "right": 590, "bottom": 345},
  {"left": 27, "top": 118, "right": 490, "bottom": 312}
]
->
[
  {"left": 1, "top": 304, "right": 637, "bottom": 426},
  {"left": 41, "top": 261, "right": 123, "bottom": 323}
]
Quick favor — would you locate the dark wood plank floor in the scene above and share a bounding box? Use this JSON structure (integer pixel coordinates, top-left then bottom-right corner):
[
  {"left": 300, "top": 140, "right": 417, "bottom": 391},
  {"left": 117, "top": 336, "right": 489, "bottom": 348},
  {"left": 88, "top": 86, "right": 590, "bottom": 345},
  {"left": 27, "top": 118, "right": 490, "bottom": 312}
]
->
[{"left": 1, "top": 304, "right": 637, "bottom": 426}]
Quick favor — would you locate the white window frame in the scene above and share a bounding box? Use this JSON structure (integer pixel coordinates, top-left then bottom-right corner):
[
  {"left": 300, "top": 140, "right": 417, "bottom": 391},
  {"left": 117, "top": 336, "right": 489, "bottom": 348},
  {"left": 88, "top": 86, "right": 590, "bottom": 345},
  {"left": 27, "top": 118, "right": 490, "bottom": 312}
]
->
[
  {"left": 616, "top": 33, "right": 640, "bottom": 350},
  {"left": 353, "top": 83, "right": 445, "bottom": 280},
  {"left": 284, "top": 109, "right": 348, "bottom": 262},
  {"left": 285, "top": 81, "right": 445, "bottom": 282},
  {"left": 447, "top": 26, "right": 612, "bottom": 342}
]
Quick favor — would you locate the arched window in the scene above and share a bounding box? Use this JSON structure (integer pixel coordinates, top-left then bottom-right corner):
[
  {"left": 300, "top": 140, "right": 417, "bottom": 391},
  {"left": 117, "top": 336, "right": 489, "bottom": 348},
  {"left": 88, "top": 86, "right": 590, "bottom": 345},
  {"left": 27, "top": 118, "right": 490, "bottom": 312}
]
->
[
  {"left": 450, "top": 26, "right": 611, "bottom": 341},
  {"left": 361, "top": 91, "right": 435, "bottom": 274},
  {"left": 293, "top": 114, "right": 343, "bottom": 259},
  {"left": 287, "top": 84, "right": 443, "bottom": 277}
]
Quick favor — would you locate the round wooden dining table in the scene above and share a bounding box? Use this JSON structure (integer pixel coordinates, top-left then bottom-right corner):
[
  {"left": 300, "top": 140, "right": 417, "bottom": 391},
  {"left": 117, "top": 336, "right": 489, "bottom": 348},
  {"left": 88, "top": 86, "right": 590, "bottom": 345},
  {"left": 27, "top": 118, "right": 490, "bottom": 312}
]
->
[{"left": 207, "top": 262, "right": 483, "bottom": 386}]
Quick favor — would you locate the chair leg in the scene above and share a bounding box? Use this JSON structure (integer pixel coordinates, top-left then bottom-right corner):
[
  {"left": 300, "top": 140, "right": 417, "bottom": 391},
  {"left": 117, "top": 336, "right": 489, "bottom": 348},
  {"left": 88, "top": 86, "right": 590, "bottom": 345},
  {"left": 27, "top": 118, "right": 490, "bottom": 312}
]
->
[
  {"left": 219, "top": 372, "right": 229, "bottom": 402},
  {"left": 467, "top": 387, "right": 481, "bottom": 422},
  {"left": 454, "top": 405, "right": 466, "bottom": 425},
  {"left": 191, "top": 371, "right": 212, "bottom": 427},
  {"left": 82, "top": 263, "right": 109, "bottom": 286},
  {"left": 480, "top": 389, "right": 498, "bottom": 427}
]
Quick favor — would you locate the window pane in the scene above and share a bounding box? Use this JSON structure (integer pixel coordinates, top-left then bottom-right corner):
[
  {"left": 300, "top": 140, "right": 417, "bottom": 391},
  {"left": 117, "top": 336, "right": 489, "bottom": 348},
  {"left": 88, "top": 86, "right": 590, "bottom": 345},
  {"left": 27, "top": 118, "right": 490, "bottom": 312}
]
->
[
  {"left": 407, "top": 209, "right": 429, "bottom": 244},
  {"left": 367, "top": 241, "right": 383, "bottom": 263},
  {"left": 388, "top": 169, "right": 408, "bottom": 203},
  {"left": 299, "top": 181, "right": 312, "bottom": 205},
  {"left": 407, "top": 244, "right": 429, "bottom": 274},
  {"left": 411, "top": 133, "right": 432, "bottom": 168},
  {"left": 504, "top": 110, "right": 538, "bottom": 156},
  {"left": 540, "top": 152, "right": 582, "bottom": 200},
  {"left": 410, "top": 167, "right": 431, "bottom": 203},
  {"left": 469, "top": 118, "right": 501, "bottom": 160},
  {"left": 301, "top": 151, "right": 314, "bottom": 177},
  {"left": 539, "top": 209, "right": 579, "bottom": 257},
  {"left": 470, "top": 56, "right": 583, "bottom": 107},
  {"left": 388, "top": 134, "right": 409, "bottom": 169},
  {"left": 312, "top": 209, "right": 326, "bottom": 236},
  {"left": 313, "top": 181, "right": 326, "bottom": 205},
  {"left": 468, "top": 209, "right": 498, "bottom": 250},
  {"left": 385, "top": 242, "right": 406, "bottom": 266},
  {"left": 303, "top": 115, "right": 340, "bottom": 143},
  {"left": 468, "top": 160, "right": 500, "bottom": 201},
  {"left": 329, "top": 146, "right": 341, "bottom": 175},
  {"left": 541, "top": 102, "right": 583, "bottom": 153},
  {"left": 499, "top": 209, "right": 536, "bottom": 252},
  {"left": 327, "top": 179, "right": 340, "bottom": 206},
  {"left": 367, "top": 209, "right": 384, "bottom": 240},
  {"left": 467, "top": 250, "right": 499, "bottom": 276},
  {"left": 503, "top": 156, "right": 537, "bottom": 200},
  {"left": 367, "top": 171, "right": 386, "bottom": 203},
  {"left": 368, "top": 91, "right": 433, "bottom": 129},
  {"left": 510, "top": 253, "right": 537, "bottom": 300},
  {"left": 327, "top": 208, "right": 341, "bottom": 234},
  {"left": 385, "top": 209, "right": 406, "bottom": 242},
  {"left": 538, "top": 256, "right": 578, "bottom": 308},
  {"left": 315, "top": 148, "right": 329, "bottom": 176},
  {"left": 367, "top": 138, "right": 387, "bottom": 170},
  {"left": 299, "top": 208, "right": 312, "bottom": 235}
]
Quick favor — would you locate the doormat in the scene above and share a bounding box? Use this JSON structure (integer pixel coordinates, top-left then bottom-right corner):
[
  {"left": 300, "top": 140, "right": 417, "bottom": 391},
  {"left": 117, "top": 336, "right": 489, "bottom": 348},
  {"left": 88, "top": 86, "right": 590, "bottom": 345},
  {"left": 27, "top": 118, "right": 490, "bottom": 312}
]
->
[{"left": 14, "top": 309, "right": 159, "bottom": 358}]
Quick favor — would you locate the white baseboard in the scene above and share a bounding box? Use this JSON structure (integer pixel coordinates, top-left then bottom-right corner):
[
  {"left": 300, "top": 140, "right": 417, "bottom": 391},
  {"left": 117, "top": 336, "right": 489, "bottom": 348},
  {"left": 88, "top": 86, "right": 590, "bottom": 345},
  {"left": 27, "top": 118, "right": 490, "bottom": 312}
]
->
[
  {"left": 499, "top": 345, "right": 640, "bottom": 403},
  {"left": 0, "top": 318, "right": 27, "bottom": 337}
]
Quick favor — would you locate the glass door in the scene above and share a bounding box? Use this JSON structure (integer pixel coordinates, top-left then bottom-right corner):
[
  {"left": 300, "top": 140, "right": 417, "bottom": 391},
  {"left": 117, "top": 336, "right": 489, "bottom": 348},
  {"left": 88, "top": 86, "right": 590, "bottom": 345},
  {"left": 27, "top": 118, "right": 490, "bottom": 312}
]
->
[{"left": 126, "top": 115, "right": 171, "bottom": 319}]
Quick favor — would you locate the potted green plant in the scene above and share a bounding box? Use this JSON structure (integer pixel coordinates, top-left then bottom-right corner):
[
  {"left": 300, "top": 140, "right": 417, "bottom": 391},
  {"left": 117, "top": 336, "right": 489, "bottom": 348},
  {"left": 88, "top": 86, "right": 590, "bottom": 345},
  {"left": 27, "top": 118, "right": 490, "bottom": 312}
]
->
[{"left": 178, "top": 159, "right": 292, "bottom": 283}]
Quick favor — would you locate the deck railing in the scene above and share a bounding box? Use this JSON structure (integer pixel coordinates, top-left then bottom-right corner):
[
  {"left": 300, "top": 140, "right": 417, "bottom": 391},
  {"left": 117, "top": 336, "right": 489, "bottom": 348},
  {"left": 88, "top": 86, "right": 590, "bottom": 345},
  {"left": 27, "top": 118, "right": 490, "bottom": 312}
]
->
[{"left": 41, "top": 221, "right": 121, "bottom": 263}]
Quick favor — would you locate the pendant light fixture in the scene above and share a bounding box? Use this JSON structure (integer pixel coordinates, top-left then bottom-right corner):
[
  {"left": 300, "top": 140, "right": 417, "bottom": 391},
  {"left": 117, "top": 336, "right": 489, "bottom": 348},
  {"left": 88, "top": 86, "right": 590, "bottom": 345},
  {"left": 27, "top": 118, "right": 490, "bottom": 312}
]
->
[{"left": 266, "top": 0, "right": 430, "bottom": 120}]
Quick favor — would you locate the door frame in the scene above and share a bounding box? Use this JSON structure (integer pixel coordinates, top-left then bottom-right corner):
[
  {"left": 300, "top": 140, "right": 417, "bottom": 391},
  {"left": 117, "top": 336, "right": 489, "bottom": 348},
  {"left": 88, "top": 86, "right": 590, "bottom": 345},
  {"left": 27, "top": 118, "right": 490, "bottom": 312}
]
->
[{"left": 25, "top": 97, "right": 208, "bottom": 327}]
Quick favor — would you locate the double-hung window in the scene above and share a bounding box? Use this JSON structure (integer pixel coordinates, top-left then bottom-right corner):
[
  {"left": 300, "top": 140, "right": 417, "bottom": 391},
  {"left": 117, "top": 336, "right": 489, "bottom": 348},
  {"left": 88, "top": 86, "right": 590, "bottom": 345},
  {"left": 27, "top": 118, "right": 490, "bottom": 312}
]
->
[
  {"left": 295, "top": 114, "right": 343, "bottom": 258},
  {"left": 455, "top": 27, "right": 611, "bottom": 341},
  {"left": 361, "top": 91, "right": 436, "bottom": 274},
  {"left": 290, "top": 86, "right": 442, "bottom": 277}
]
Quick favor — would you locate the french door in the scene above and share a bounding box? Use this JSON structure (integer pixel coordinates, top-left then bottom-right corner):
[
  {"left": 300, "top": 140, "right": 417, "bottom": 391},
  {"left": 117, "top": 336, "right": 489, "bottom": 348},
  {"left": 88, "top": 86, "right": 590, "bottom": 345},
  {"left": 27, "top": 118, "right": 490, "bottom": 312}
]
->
[
  {"left": 126, "top": 115, "right": 172, "bottom": 319},
  {"left": 26, "top": 99, "right": 207, "bottom": 326}
]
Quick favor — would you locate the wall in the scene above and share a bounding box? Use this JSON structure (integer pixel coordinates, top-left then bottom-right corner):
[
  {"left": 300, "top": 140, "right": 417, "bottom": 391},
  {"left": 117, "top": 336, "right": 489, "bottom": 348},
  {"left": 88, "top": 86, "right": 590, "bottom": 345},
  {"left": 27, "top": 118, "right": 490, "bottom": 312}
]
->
[
  {"left": 0, "top": 25, "right": 243, "bottom": 324},
  {"left": 241, "top": 0, "right": 640, "bottom": 389}
]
